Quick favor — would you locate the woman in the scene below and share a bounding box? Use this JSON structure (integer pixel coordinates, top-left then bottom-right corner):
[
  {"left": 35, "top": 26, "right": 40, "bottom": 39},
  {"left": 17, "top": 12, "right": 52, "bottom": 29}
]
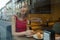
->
[{"left": 11, "top": 2, "right": 34, "bottom": 38}]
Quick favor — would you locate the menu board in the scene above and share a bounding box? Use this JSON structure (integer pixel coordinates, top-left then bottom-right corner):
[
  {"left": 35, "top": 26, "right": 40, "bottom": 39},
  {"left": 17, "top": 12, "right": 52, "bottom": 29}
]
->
[{"left": 30, "top": 0, "right": 51, "bottom": 14}]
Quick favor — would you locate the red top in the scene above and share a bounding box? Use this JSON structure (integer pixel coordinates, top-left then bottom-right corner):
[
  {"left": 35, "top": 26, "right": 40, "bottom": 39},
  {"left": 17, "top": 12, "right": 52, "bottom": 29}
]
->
[{"left": 15, "top": 16, "right": 27, "bottom": 32}]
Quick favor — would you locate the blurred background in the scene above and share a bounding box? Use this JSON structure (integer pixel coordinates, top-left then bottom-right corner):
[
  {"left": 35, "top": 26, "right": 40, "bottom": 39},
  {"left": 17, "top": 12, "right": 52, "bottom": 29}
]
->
[{"left": 0, "top": 0, "right": 60, "bottom": 40}]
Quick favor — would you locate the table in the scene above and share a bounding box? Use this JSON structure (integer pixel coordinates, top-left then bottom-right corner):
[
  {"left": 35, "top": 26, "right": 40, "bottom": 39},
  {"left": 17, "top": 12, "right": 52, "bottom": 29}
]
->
[
  {"left": 13, "top": 36, "right": 35, "bottom": 40},
  {"left": 13, "top": 36, "right": 43, "bottom": 40}
]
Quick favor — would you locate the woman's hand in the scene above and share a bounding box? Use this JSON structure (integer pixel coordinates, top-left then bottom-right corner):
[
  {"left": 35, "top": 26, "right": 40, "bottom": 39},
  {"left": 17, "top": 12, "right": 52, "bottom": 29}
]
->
[{"left": 25, "top": 30, "right": 35, "bottom": 37}]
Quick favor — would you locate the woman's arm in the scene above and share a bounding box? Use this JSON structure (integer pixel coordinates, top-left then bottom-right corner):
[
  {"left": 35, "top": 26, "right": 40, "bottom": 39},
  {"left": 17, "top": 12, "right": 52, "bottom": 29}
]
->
[
  {"left": 27, "top": 20, "right": 35, "bottom": 34},
  {"left": 27, "top": 20, "right": 30, "bottom": 30},
  {"left": 11, "top": 16, "right": 26, "bottom": 36}
]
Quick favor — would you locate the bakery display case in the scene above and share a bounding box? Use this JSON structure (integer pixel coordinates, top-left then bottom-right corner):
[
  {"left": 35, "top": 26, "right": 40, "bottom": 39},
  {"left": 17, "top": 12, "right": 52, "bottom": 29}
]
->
[{"left": 28, "top": 17, "right": 43, "bottom": 30}]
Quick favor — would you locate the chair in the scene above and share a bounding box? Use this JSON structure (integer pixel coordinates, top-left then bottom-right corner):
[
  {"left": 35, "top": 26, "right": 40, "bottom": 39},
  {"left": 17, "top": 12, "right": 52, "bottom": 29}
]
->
[{"left": 7, "top": 25, "right": 12, "bottom": 40}]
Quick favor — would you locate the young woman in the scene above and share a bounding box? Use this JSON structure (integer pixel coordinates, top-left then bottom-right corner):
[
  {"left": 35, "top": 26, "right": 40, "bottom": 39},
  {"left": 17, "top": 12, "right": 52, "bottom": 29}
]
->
[{"left": 11, "top": 2, "right": 34, "bottom": 38}]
